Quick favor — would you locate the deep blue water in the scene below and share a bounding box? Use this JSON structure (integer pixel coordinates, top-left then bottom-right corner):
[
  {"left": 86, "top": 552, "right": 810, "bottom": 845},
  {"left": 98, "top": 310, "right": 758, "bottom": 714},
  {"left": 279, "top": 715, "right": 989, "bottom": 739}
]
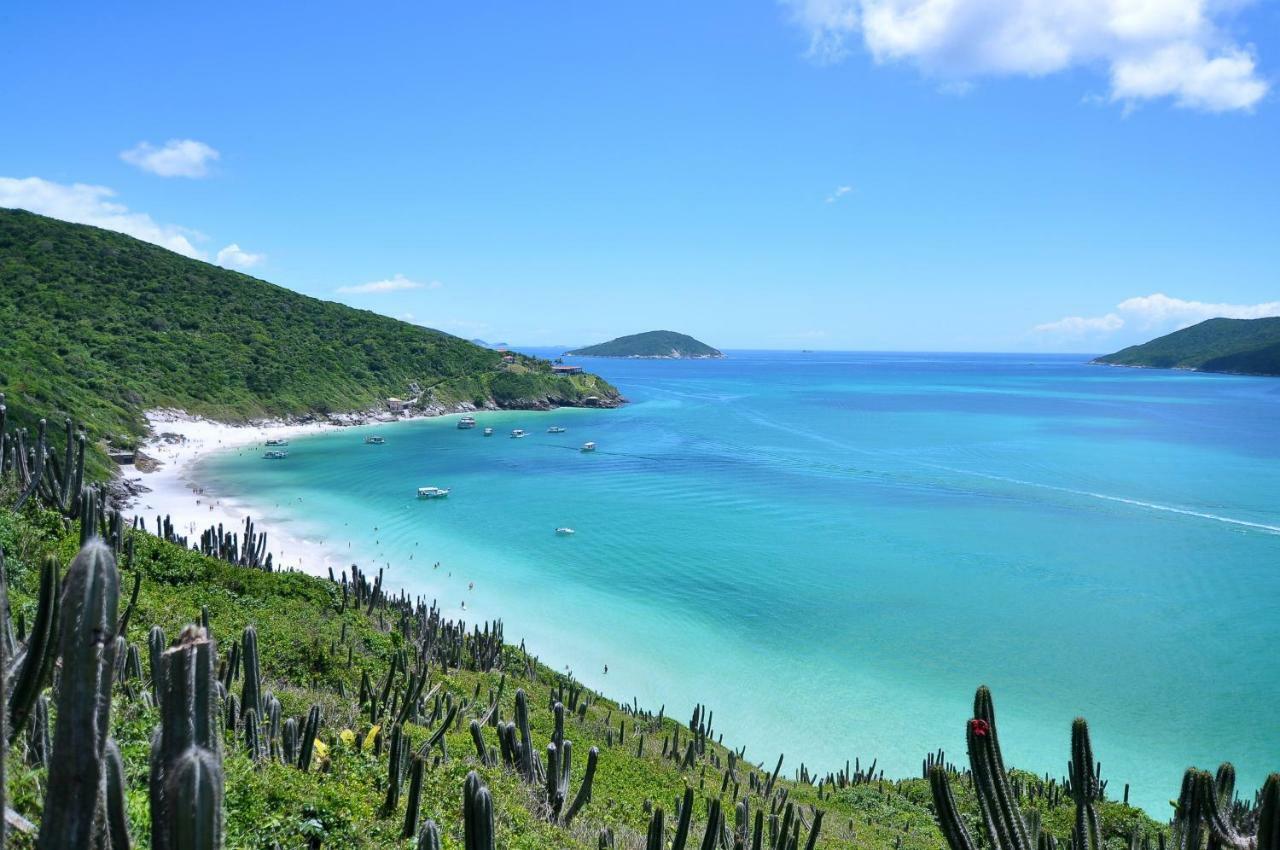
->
[{"left": 202, "top": 351, "right": 1280, "bottom": 813}]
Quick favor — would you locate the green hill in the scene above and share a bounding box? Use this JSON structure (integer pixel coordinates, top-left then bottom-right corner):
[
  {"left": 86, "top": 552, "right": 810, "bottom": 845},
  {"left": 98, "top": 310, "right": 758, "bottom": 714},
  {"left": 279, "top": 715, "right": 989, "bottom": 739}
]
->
[
  {"left": 1093, "top": 317, "right": 1280, "bottom": 376},
  {"left": 0, "top": 208, "right": 620, "bottom": 453},
  {"left": 568, "top": 330, "right": 723, "bottom": 359}
]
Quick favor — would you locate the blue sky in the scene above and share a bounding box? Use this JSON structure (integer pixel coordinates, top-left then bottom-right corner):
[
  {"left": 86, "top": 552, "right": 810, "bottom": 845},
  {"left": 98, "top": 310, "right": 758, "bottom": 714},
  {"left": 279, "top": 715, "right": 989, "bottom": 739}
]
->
[{"left": 2, "top": 1, "right": 1277, "bottom": 352}]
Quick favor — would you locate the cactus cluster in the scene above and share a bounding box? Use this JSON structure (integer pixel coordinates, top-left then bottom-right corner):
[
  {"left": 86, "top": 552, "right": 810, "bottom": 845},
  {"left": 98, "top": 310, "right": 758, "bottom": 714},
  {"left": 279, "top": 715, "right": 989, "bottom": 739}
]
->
[{"left": 930, "top": 687, "right": 1280, "bottom": 850}]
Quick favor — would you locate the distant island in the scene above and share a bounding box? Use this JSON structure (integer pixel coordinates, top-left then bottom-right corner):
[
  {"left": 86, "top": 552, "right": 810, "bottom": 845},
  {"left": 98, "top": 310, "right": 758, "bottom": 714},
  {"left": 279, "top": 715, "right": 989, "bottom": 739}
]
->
[
  {"left": 567, "top": 330, "right": 724, "bottom": 359},
  {"left": 1093, "top": 317, "right": 1280, "bottom": 377}
]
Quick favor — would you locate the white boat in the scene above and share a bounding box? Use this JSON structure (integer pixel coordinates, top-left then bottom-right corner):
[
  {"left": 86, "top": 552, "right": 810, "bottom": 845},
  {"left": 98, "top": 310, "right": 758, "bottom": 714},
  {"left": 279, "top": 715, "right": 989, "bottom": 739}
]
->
[
  {"left": 265, "top": 438, "right": 289, "bottom": 446},
  {"left": 417, "top": 486, "right": 451, "bottom": 499},
  {"left": 483, "top": 427, "right": 494, "bottom": 436},
  {"left": 263, "top": 450, "right": 289, "bottom": 460},
  {"left": 555, "top": 527, "right": 575, "bottom": 535},
  {"left": 364, "top": 435, "right": 385, "bottom": 445},
  {"left": 457, "top": 416, "right": 476, "bottom": 429},
  {"left": 580, "top": 442, "right": 596, "bottom": 452},
  {"left": 510, "top": 429, "right": 527, "bottom": 439},
  {"left": 547, "top": 426, "right": 566, "bottom": 434}
]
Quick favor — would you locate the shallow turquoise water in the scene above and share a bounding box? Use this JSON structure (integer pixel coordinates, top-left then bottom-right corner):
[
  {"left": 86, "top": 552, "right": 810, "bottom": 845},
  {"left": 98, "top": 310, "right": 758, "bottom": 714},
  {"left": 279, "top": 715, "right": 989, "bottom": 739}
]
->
[{"left": 202, "top": 351, "right": 1280, "bottom": 813}]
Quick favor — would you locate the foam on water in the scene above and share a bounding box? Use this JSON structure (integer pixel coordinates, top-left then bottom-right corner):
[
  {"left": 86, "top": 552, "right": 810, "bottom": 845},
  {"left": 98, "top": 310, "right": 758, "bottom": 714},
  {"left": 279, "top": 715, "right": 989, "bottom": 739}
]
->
[{"left": 199, "top": 351, "right": 1280, "bottom": 813}]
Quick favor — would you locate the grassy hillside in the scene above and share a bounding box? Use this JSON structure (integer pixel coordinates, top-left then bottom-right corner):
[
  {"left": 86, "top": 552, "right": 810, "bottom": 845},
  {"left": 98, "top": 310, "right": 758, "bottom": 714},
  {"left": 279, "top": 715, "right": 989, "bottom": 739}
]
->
[
  {"left": 0, "top": 498, "right": 1166, "bottom": 849},
  {"left": 568, "top": 331, "right": 723, "bottom": 359},
  {"left": 0, "top": 209, "right": 619, "bottom": 452},
  {"left": 1093, "top": 317, "right": 1280, "bottom": 376}
]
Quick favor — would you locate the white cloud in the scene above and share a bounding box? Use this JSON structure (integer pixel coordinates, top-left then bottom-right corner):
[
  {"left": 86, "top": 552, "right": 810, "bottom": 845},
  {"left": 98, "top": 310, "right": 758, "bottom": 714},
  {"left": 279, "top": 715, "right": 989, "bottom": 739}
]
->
[
  {"left": 1034, "top": 313, "right": 1126, "bottom": 334},
  {"left": 1035, "top": 293, "right": 1280, "bottom": 336},
  {"left": 337, "top": 274, "right": 442, "bottom": 295},
  {"left": 215, "top": 243, "right": 264, "bottom": 270},
  {"left": 1115, "top": 292, "right": 1280, "bottom": 326},
  {"left": 826, "top": 185, "right": 853, "bottom": 203},
  {"left": 121, "top": 139, "right": 220, "bottom": 178},
  {"left": 780, "top": 0, "right": 1268, "bottom": 112},
  {"left": 0, "top": 176, "right": 204, "bottom": 258}
]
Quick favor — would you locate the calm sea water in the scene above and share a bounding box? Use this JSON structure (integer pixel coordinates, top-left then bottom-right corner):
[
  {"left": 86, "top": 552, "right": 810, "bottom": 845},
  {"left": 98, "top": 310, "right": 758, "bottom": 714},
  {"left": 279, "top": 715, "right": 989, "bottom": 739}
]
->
[{"left": 202, "top": 351, "right": 1280, "bottom": 813}]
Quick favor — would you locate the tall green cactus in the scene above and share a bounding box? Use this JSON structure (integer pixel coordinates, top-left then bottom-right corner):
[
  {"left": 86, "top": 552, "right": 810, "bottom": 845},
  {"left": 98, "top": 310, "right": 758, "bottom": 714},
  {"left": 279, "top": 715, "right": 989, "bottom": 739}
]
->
[
  {"left": 240, "top": 625, "right": 262, "bottom": 720},
  {"left": 464, "top": 771, "right": 496, "bottom": 850},
  {"left": 417, "top": 819, "right": 442, "bottom": 850},
  {"left": 150, "top": 625, "right": 224, "bottom": 850},
  {"left": 8, "top": 554, "right": 59, "bottom": 743},
  {"left": 1069, "top": 718, "right": 1102, "bottom": 850},
  {"left": 564, "top": 746, "right": 600, "bottom": 826},
  {"left": 401, "top": 755, "right": 426, "bottom": 838},
  {"left": 1259, "top": 774, "right": 1279, "bottom": 850},
  {"left": 37, "top": 539, "right": 120, "bottom": 850}
]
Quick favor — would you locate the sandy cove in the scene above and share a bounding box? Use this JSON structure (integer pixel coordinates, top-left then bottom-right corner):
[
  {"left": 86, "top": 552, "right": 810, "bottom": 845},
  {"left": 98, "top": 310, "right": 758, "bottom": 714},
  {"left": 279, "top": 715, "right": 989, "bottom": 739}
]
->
[{"left": 126, "top": 409, "right": 436, "bottom": 579}]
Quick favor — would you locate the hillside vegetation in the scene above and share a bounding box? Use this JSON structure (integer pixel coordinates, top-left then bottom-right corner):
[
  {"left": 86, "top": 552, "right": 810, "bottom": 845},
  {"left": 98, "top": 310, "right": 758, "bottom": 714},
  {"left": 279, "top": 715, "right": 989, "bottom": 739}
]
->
[
  {"left": 0, "top": 209, "right": 619, "bottom": 453},
  {"left": 1093, "top": 317, "right": 1280, "bottom": 376},
  {"left": 568, "top": 331, "right": 723, "bottom": 359}
]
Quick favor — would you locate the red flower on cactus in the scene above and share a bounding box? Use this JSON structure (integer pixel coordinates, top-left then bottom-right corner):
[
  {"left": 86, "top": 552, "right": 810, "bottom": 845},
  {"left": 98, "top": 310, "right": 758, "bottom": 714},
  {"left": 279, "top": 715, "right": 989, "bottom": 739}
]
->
[{"left": 970, "top": 718, "right": 990, "bottom": 737}]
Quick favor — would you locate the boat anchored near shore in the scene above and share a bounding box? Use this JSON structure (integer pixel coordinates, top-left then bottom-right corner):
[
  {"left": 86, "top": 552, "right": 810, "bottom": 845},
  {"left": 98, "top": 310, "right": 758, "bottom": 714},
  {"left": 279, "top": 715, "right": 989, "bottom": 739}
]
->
[
  {"left": 263, "top": 450, "right": 289, "bottom": 460},
  {"left": 457, "top": 416, "right": 476, "bottom": 429},
  {"left": 417, "top": 486, "right": 451, "bottom": 499},
  {"left": 364, "top": 435, "right": 385, "bottom": 445},
  {"left": 555, "top": 527, "right": 575, "bottom": 535},
  {"left": 580, "top": 441, "right": 596, "bottom": 452},
  {"left": 510, "top": 429, "right": 527, "bottom": 438},
  {"left": 265, "top": 438, "right": 289, "bottom": 446},
  {"left": 547, "top": 425, "right": 566, "bottom": 434},
  {"left": 483, "top": 427, "right": 494, "bottom": 436}
]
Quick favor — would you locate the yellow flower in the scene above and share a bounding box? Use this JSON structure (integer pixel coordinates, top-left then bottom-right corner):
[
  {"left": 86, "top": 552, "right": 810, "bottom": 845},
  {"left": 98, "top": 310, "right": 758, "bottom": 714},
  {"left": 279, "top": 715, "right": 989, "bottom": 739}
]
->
[
  {"left": 364, "top": 724, "right": 381, "bottom": 750},
  {"left": 339, "top": 729, "right": 356, "bottom": 747}
]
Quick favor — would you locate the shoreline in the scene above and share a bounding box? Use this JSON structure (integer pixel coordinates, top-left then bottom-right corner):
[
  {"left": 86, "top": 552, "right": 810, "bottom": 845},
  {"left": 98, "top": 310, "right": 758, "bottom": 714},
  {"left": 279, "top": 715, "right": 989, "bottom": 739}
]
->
[{"left": 125, "top": 408, "right": 459, "bottom": 579}]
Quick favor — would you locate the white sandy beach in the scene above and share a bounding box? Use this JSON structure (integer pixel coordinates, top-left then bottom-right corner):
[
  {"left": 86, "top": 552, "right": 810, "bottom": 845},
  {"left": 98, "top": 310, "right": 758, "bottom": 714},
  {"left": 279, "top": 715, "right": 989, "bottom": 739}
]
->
[{"left": 128, "top": 409, "right": 384, "bottom": 578}]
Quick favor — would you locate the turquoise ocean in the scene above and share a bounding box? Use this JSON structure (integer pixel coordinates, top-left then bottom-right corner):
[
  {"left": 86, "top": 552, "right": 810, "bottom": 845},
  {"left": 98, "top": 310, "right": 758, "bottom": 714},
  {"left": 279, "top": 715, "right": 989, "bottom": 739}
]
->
[{"left": 200, "top": 351, "right": 1280, "bottom": 814}]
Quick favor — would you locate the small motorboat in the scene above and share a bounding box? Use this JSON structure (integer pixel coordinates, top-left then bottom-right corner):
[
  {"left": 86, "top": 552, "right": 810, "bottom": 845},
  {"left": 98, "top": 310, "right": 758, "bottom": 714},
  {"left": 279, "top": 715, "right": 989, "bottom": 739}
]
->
[
  {"left": 364, "top": 435, "right": 385, "bottom": 445},
  {"left": 510, "top": 429, "right": 527, "bottom": 439},
  {"left": 263, "top": 450, "right": 289, "bottom": 460},
  {"left": 580, "top": 442, "right": 596, "bottom": 452},
  {"left": 483, "top": 427, "right": 494, "bottom": 436},
  {"left": 547, "top": 426, "right": 566, "bottom": 434},
  {"left": 265, "top": 438, "right": 289, "bottom": 447},
  {"left": 457, "top": 416, "right": 477, "bottom": 429},
  {"left": 555, "top": 527, "right": 575, "bottom": 536},
  {"left": 417, "top": 486, "right": 451, "bottom": 499}
]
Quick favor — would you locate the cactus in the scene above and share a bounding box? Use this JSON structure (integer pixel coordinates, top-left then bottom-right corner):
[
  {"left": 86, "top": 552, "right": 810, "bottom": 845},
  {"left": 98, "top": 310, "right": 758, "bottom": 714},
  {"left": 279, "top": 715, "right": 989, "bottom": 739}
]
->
[
  {"left": 104, "top": 738, "right": 133, "bottom": 849},
  {"left": 298, "top": 704, "right": 321, "bottom": 771},
  {"left": 240, "top": 625, "right": 262, "bottom": 720},
  {"left": 1259, "top": 774, "right": 1279, "bottom": 850},
  {"left": 672, "top": 785, "right": 694, "bottom": 850},
  {"left": 149, "top": 625, "right": 167, "bottom": 699},
  {"left": 1069, "top": 719, "right": 1102, "bottom": 850},
  {"left": 244, "top": 708, "right": 263, "bottom": 762},
  {"left": 464, "top": 770, "right": 496, "bottom": 850},
  {"left": 402, "top": 755, "right": 426, "bottom": 838},
  {"left": 646, "top": 807, "right": 666, "bottom": 850},
  {"left": 417, "top": 819, "right": 442, "bottom": 850},
  {"left": 37, "top": 539, "right": 120, "bottom": 850},
  {"left": 383, "top": 723, "right": 405, "bottom": 814},
  {"left": 24, "top": 694, "right": 49, "bottom": 769},
  {"left": 150, "top": 626, "right": 223, "bottom": 850},
  {"left": 564, "top": 746, "right": 600, "bottom": 826},
  {"left": 8, "top": 554, "right": 60, "bottom": 742}
]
